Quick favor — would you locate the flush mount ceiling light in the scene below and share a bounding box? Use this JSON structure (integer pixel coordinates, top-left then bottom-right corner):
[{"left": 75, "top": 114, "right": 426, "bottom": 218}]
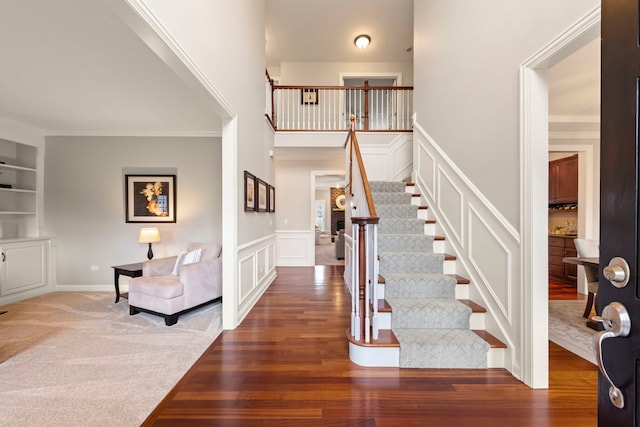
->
[{"left": 354, "top": 34, "right": 371, "bottom": 49}]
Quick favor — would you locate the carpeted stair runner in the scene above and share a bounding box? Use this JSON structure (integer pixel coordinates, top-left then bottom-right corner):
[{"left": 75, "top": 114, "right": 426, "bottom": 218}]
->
[{"left": 371, "top": 181, "right": 489, "bottom": 368}]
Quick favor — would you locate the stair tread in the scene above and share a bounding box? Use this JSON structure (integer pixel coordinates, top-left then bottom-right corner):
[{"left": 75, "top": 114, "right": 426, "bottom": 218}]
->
[
  {"left": 472, "top": 330, "right": 507, "bottom": 349},
  {"left": 458, "top": 299, "right": 487, "bottom": 313},
  {"left": 378, "top": 298, "right": 486, "bottom": 313},
  {"left": 378, "top": 273, "right": 470, "bottom": 285},
  {"left": 349, "top": 328, "right": 505, "bottom": 350},
  {"left": 346, "top": 328, "right": 399, "bottom": 347},
  {"left": 449, "top": 274, "right": 470, "bottom": 284}
]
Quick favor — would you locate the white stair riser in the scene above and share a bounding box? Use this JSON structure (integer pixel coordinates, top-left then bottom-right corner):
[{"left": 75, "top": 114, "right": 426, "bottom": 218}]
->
[
  {"left": 350, "top": 341, "right": 503, "bottom": 368},
  {"left": 417, "top": 209, "right": 429, "bottom": 220},
  {"left": 349, "top": 342, "right": 399, "bottom": 367},
  {"left": 411, "top": 197, "right": 421, "bottom": 206},
  {"left": 487, "top": 348, "right": 505, "bottom": 368},
  {"left": 470, "top": 312, "right": 485, "bottom": 329},
  {"left": 424, "top": 223, "right": 436, "bottom": 235},
  {"left": 455, "top": 285, "right": 469, "bottom": 299},
  {"left": 405, "top": 186, "right": 415, "bottom": 194},
  {"left": 444, "top": 260, "right": 455, "bottom": 274},
  {"left": 433, "top": 240, "right": 445, "bottom": 253}
]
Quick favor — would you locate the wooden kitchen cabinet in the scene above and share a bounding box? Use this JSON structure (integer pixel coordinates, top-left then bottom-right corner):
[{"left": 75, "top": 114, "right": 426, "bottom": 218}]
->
[
  {"left": 548, "top": 235, "right": 577, "bottom": 284},
  {"left": 549, "top": 154, "right": 578, "bottom": 204}
]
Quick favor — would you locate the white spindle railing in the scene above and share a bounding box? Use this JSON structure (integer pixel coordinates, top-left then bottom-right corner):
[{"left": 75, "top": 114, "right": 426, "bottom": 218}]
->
[
  {"left": 273, "top": 85, "right": 413, "bottom": 131},
  {"left": 345, "top": 117, "right": 380, "bottom": 343}
]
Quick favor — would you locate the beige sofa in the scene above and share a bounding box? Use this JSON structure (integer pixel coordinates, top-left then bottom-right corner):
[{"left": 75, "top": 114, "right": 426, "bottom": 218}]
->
[{"left": 128, "top": 242, "right": 222, "bottom": 326}]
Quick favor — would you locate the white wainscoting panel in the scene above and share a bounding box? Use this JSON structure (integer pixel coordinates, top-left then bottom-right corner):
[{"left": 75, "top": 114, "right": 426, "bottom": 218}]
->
[
  {"left": 437, "top": 166, "right": 464, "bottom": 247},
  {"left": 413, "top": 118, "right": 520, "bottom": 375},
  {"left": 237, "top": 234, "right": 277, "bottom": 323},
  {"left": 238, "top": 253, "right": 255, "bottom": 304},
  {"left": 468, "top": 205, "right": 512, "bottom": 322},
  {"left": 416, "top": 143, "right": 436, "bottom": 200},
  {"left": 276, "top": 230, "right": 314, "bottom": 266}
]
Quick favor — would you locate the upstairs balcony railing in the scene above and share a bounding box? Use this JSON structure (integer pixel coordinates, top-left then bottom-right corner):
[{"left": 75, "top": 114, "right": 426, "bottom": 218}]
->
[{"left": 266, "top": 73, "right": 413, "bottom": 132}]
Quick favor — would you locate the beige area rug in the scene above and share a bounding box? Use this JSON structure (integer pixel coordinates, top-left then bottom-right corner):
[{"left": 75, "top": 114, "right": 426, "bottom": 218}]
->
[
  {"left": 0, "top": 292, "right": 222, "bottom": 426},
  {"left": 549, "top": 299, "right": 596, "bottom": 364},
  {"left": 315, "top": 242, "right": 345, "bottom": 266}
]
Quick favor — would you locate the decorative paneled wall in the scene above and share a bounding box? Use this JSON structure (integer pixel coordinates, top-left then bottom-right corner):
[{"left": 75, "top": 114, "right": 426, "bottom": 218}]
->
[{"left": 413, "top": 120, "right": 521, "bottom": 374}]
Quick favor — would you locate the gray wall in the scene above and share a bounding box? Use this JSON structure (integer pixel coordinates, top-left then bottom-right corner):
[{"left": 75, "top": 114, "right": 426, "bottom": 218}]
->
[
  {"left": 413, "top": 0, "right": 600, "bottom": 228},
  {"left": 44, "top": 136, "right": 221, "bottom": 285}
]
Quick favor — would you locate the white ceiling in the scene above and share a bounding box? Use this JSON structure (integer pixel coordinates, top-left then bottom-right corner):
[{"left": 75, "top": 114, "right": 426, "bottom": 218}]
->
[
  {"left": 265, "top": 0, "right": 414, "bottom": 66},
  {"left": 0, "top": 0, "right": 219, "bottom": 135}
]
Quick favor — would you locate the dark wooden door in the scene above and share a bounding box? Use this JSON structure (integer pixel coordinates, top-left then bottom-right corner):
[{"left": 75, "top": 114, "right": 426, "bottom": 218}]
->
[{"left": 599, "top": 1, "right": 640, "bottom": 425}]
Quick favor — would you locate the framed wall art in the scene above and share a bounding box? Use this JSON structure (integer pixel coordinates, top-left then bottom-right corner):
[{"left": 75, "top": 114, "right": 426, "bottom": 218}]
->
[
  {"left": 257, "top": 179, "right": 268, "bottom": 212},
  {"left": 301, "top": 88, "right": 318, "bottom": 105},
  {"left": 244, "top": 171, "right": 256, "bottom": 211},
  {"left": 125, "top": 174, "right": 176, "bottom": 223},
  {"left": 268, "top": 185, "right": 275, "bottom": 213}
]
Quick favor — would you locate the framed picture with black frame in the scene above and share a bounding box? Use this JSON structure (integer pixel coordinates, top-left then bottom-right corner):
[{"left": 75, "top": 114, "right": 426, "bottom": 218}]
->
[
  {"left": 244, "top": 171, "right": 256, "bottom": 211},
  {"left": 301, "top": 88, "right": 318, "bottom": 105},
  {"left": 257, "top": 179, "right": 268, "bottom": 212},
  {"left": 268, "top": 185, "right": 275, "bottom": 212},
  {"left": 125, "top": 174, "right": 176, "bottom": 223}
]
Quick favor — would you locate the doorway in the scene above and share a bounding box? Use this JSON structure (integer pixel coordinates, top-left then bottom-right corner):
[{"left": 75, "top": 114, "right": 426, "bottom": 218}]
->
[
  {"left": 311, "top": 171, "right": 346, "bottom": 266},
  {"left": 520, "top": 6, "right": 600, "bottom": 387}
]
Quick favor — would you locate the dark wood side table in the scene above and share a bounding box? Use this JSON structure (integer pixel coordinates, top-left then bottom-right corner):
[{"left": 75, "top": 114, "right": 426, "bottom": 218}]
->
[{"left": 111, "top": 262, "right": 143, "bottom": 303}]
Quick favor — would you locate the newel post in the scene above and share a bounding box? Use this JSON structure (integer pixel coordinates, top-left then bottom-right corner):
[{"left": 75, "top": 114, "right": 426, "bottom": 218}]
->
[{"left": 351, "top": 216, "right": 379, "bottom": 340}]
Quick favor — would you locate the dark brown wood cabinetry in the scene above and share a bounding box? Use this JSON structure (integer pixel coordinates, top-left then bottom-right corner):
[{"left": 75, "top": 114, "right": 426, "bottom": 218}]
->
[
  {"left": 548, "top": 236, "right": 577, "bottom": 284},
  {"left": 548, "top": 154, "right": 578, "bottom": 204}
]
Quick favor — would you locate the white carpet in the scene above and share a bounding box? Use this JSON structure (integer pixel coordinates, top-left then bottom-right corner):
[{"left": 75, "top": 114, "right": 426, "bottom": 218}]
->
[
  {"left": 0, "top": 292, "right": 222, "bottom": 426},
  {"left": 548, "top": 299, "right": 596, "bottom": 364}
]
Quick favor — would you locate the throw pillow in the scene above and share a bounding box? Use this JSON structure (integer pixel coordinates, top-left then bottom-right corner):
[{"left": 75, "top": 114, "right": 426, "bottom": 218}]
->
[
  {"left": 171, "top": 248, "right": 202, "bottom": 276},
  {"left": 171, "top": 250, "right": 188, "bottom": 276}
]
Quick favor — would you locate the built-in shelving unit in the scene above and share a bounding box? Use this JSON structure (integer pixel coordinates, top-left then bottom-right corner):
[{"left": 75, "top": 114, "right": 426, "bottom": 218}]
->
[{"left": 0, "top": 139, "right": 38, "bottom": 238}]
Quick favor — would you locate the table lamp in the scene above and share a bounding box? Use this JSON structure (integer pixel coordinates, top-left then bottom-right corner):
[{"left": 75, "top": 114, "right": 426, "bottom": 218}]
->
[{"left": 139, "top": 227, "right": 161, "bottom": 260}]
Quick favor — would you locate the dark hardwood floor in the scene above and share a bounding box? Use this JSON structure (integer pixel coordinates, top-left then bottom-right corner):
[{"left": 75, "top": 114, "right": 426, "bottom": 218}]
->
[
  {"left": 143, "top": 266, "right": 597, "bottom": 426},
  {"left": 549, "top": 278, "right": 585, "bottom": 300}
]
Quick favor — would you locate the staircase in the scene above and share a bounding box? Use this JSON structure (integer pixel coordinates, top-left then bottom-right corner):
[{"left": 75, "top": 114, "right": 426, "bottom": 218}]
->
[{"left": 348, "top": 181, "right": 506, "bottom": 368}]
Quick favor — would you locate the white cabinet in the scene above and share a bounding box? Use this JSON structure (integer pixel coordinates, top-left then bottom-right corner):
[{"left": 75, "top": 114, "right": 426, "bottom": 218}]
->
[
  {"left": 0, "top": 239, "right": 48, "bottom": 297},
  {"left": 0, "top": 139, "right": 38, "bottom": 238}
]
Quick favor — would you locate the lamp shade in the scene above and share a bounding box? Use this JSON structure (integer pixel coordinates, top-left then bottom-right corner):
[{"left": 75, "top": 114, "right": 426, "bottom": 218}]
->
[{"left": 139, "top": 227, "right": 161, "bottom": 243}]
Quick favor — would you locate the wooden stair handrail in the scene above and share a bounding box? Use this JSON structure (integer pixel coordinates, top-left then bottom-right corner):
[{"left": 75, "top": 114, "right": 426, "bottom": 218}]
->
[{"left": 347, "top": 116, "right": 377, "bottom": 218}]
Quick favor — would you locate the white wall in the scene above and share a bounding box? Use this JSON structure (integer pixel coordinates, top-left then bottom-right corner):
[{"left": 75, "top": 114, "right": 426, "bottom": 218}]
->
[
  {"left": 138, "top": 0, "right": 272, "bottom": 246},
  {"left": 44, "top": 136, "right": 221, "bottom": 286},
  {"left": 413, "top": 0, "right": 599, "bottom": 228}
]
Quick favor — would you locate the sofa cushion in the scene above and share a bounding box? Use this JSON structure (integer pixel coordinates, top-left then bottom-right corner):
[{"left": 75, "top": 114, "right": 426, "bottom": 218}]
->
[
  {"left": 187, "top": 242, "right": 221, "bottom": 261},
  {"left": 129, "top": 275, "right": 184, "bottom": 299}
]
